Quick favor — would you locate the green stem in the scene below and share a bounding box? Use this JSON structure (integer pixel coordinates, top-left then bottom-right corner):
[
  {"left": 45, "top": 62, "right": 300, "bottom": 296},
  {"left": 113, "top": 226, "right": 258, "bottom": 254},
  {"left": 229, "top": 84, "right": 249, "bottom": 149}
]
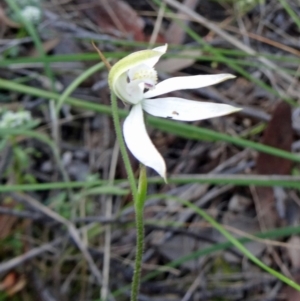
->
[
  {"left": 277, "top": 0, "right": 300, "bottom": 31},
  {"left": 0, "top": 174, "right": 299, "bottom": 192},
  {"left": 110, "top": 92, "right": 137, "bottom": 198},
  {"left": 110, "top": 90, "right": 147, "bottom": 300},
  {"left": 6, "top": 0, "right": 55, "bottom": 91},
  {"left": 56, "top": 62, "right": 105, "bottom": 114},
  {"left": 131, "top": 165, "right": 147, "bottom": 301}
]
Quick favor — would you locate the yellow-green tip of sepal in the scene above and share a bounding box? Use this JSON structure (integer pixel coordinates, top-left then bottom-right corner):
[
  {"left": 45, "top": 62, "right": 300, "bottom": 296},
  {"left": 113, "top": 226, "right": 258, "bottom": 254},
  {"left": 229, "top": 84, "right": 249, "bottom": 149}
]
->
[{"left": 108, "top": 45, "right": 168, "bottom": 91}]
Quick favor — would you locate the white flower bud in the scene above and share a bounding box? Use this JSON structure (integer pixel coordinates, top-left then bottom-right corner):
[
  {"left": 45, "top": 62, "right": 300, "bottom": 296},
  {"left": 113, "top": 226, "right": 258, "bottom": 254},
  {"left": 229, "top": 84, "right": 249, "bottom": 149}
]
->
[{"left": 0, "top": 110, "right": 32, "bottom": 128}]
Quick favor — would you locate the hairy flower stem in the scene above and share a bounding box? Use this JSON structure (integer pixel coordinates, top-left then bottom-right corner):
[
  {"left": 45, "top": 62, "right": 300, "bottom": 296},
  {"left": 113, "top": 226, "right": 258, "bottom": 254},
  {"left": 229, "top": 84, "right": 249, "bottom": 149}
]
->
[
  {"left": 110, "top": 91, "right": 147, "bottom": 300},
  {"left": 131, "top": 165, "right": 147, "bottom": 301}
]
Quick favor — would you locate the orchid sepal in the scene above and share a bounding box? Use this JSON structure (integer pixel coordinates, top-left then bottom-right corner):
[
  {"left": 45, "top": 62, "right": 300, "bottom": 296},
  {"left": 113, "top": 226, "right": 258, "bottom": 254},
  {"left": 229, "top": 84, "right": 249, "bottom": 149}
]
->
[
  {"left": 107, "top": 44, "right": 240, "bottom": 180},
  {"left": 108, "top": 45, "right": 168, "bottom": 104}
]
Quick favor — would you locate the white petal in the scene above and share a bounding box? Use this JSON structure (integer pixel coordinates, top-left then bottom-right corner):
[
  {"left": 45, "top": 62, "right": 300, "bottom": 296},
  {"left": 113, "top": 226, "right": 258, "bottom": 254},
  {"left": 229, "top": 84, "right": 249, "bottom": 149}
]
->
[
  {"left": 142, "top": 97, "right": 241, "bottom": 121},
  {"left": 114, "top": 73, "right": 144, "bottom": 104},
  {"left": 108, "top": 44, "right": 168, "bottom": 93},
  {"left": 127, "top": 64, "right": 157, "bottom": 85},
  {"left": 144, "top": 74, "right": 236, "bottom": 98},
  {"left": 123, "top": 103, "right": 167, "bottom": 180}
]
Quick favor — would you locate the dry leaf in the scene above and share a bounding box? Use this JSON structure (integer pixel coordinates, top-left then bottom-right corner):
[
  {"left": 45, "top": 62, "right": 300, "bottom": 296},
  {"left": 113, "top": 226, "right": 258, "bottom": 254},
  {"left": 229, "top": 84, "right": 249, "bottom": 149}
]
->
[
  {"left": 0, "top": 5, "right": 20, "bottom": 28},
  {"left": 286, "top": 236, "right": 300, "bottom": 269},
  {"left": 0, "top": 199, "right": 18, "bottom": 240},
  {"left": 228, "top": 194, "right": 252, "bottom": 213},
  {"left": 30, "top": 38, "right": 61, "bottom": 57},
  {"left": 255, "top": 102, "right": 292, "bottom": 229},
  {"left": 156, "top": 229, "right": 217, "bottom": 270},
  {"left": 257, "top": 101, "right": 292, "bottom": 175},
  {"left": 0, "top": 272, "right": 17, "bottom": 291},
  {"left": 6, "top": 277, "right": 26, "bottom": 296},
  {"left": 0, "top": 272, "right": 26, "bottom": 295},
  {"left": 223, "top": 212, "right": 264, "bottom": 263},
  {"left": 156, "top": 49, "right": 202, "bottom": 73},
  {"left": 281, "top": 235, "right": 300, "bottom": 301},
  {"left": 166, "top": 0, "right": 200, "bottom": 44},
  {"left": 281, "top": 273, "right": 300, "bottom": 301},
  {"left": 78, "top": 0, "right": 145, "bottom": 41}
]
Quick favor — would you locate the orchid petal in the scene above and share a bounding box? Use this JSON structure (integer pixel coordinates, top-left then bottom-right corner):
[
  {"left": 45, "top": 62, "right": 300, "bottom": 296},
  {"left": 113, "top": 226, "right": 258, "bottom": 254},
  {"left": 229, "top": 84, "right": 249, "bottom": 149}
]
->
[
  {"left": 114, "top": 73, "right": 144, "bottom": 104},
  {"left": 123, "top": 103, "right": 166, "bottom": 180},
  {"left": 142, "top": 97, "right": 241, "bottom": 121},
  {"left": 144, "top": 74, "right": 236, "bottom": 98},
  {"left": 108, "top": 45, "right": 167, "bottom": 95},
  {"left": 127, "top": 64, "right": 157, "bottom": 90}
]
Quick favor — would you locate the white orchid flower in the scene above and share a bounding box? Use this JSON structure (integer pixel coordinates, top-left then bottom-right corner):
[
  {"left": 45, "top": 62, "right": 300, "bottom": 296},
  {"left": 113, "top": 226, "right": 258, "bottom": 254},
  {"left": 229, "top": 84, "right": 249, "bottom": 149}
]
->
[{"left": 108, "top": 44, "right": 240, "bottom": 181}]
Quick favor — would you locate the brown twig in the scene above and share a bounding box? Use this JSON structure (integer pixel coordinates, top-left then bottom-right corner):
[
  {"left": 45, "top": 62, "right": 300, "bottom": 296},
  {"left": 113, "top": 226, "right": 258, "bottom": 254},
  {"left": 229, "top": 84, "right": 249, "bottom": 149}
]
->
[{"left": 92, "top": 41, "right": 112, "bottom": 70}]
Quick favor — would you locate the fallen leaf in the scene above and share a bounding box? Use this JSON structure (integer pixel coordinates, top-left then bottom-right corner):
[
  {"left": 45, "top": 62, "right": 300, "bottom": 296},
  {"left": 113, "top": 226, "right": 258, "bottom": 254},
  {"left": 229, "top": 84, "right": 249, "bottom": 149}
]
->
[
  {"left": 257, "top": 101, "right": 293, "bottom": 175},
  {"left": 156, "top": 229, "right": 217, "bottom": 270},
  {"left": 156, "top": 49, "right": 202, "bottom": 73},
  {"left": 223, "top": 212, "right": 264, "bottom": 263},
  {"left": 281, "top": 273, "right": 300, "bottom": 301},
  {"left": 0, "top": 272, "right": 17, "bottom": 291},
  {"left": 30, "top": 38, "right": 61, "bottom": 57},
  {"left": 0, "top": 4, "right": 20, "bottom": 28},
  {"left": 166, "top": 0, "right": 200, "bottom": 44},
  {"left": 286, "top": 236, "right": 300, "bottom": 269},
  {"left": 77, "top": 0, "right": 145, "bottom": 41},
  {"left": 255, "top": 101, "right": 293, "bottom": 229},
  {"left": 0, "top": 198, "right": 18, "bottom": 240},
  {"left": 0, "top": 272, "right": 26, "bottom": 296},
  {"left": 228, "top": 194, "right": 252, "bottom": 213},
  {"left": 6, "top": 277, "right": 26, "bottom": 296}
]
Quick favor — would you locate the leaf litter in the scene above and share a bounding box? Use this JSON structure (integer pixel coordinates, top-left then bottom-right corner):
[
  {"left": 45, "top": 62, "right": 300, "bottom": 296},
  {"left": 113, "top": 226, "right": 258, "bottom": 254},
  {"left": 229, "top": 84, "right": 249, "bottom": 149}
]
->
[{"left": 0, "top": 0, "right": 300, "bottom": 300}]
